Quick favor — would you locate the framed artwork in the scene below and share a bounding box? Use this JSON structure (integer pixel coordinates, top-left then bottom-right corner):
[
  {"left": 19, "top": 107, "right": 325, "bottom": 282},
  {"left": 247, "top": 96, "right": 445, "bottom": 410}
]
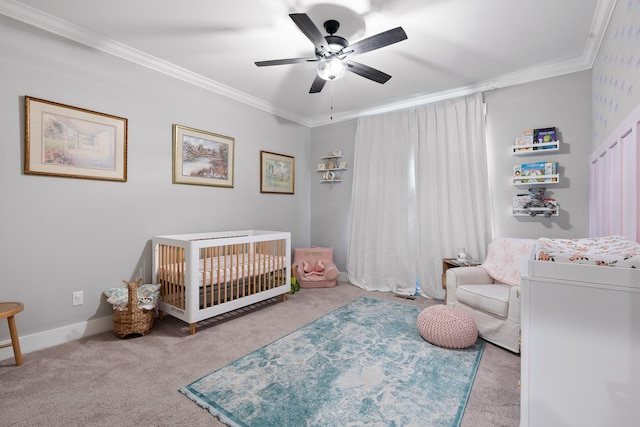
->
[
  {"left": 260, "top": 150, "right": 295, "bottom": 194},
  {"left": 24, "top": 96, "right": 128, "bottom": 182},
  {"left": 173, "top": 124, "right": 235, "bottom": 188}
]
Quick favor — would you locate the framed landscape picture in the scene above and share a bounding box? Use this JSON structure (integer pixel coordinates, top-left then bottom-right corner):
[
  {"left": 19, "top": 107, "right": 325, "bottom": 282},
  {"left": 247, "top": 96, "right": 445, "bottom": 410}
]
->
[
  {"left": 260, "top": 150, "right": 294, "bottom": 194},
  {"left": 24, "top": 96, "right": 128, "bottom": 182},
  {"left": 173, "top": 124, "right": 235, "bottom": 188}
]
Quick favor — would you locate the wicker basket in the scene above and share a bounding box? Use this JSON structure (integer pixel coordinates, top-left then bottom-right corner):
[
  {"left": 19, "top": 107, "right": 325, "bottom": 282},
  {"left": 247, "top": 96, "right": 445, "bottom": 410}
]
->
[{"left": 113, "top": 279, "right": 155, "bottom": 339}]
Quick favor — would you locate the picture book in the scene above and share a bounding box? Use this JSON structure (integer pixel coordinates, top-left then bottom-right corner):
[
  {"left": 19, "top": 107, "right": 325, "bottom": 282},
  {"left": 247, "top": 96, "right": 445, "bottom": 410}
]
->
[
  {"left": 513, "top": 195, "right": 557, "bottom": 213},
  {"left": 513, "top": 162, "right": 558, "bottom": 183},
  {"left": 533, "top": 127, "right": 557, "bottom": 149},
  {"left": 514, "top": 136, "right": 533, "bottom": 152}
]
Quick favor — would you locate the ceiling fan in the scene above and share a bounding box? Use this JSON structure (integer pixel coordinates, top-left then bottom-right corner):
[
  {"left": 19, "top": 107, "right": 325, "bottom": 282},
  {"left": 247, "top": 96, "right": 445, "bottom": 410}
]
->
[{"left": 255, "top": 13, "right": 407, "bottom": 94}]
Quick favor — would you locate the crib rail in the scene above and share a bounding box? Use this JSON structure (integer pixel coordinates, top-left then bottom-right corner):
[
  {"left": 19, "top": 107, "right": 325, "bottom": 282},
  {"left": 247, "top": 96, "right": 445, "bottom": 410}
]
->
[{"left": 156, "top": 238, "right": 288, "bottom": 311}]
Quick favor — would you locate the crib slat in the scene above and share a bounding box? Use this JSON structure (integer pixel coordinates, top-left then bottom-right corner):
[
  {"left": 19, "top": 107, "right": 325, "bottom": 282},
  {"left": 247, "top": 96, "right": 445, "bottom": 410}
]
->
[
  {"left": 234, "top": 244, "right": 240, "bottom": 299},
  {"left": 232, "top": 244, "right": 236, "bottom": 300},
  {"left": 177, "top": 246, "right": 184, "bottom": 309},
  {"left": 222, "top": 244, "right": 228, "bottom": 304},
  {"left": 216, "top": 246, "right": 222, "bottom": 306}
]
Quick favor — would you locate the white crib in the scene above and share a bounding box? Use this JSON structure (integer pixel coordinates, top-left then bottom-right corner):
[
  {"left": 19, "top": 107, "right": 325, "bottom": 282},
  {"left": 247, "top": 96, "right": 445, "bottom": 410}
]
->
[{"left": 152, "top": 230, "right": 290, "bottom": 335}]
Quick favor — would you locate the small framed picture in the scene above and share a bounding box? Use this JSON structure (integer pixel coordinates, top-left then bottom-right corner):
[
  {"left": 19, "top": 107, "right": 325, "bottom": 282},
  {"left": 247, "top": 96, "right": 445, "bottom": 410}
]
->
[
  {"left": 339, "top": 162, "right": 348, "bottom": 169},
  {"left": 317, "top": 163, "right": 326, "bottom": 171},
  {"left": 260, "top": 150, "right": 295, "bottom": 194},
  {"left": 173, "top": 124, "right": 235, "bottom": 188}
]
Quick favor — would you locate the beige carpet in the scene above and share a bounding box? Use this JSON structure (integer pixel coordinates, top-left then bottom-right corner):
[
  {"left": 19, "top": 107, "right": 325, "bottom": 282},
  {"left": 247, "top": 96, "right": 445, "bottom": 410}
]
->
[{"left": 0, "top": 282, "right": 520, "bottom": 426}]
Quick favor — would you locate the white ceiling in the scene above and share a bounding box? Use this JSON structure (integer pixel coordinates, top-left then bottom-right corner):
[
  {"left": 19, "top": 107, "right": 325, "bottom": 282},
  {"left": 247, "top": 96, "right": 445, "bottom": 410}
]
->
[{"left": 1, "top": 0, "right": 616, "bottom": 127}]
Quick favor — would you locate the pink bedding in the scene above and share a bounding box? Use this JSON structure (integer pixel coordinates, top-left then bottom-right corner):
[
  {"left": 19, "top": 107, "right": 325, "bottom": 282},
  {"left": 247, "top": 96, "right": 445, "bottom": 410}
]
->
[{"left": 535, "top": 235, "right": 640, "bottom": 268}]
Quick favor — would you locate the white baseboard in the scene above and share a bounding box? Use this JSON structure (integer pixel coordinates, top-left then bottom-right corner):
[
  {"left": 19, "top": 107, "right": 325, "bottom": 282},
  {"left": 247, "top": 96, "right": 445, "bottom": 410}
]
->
[
  {"left": 0, "top": 315, "right": 113, "bottom": 363},
  {"left": 1, "top": 275, "right": 351, "bottom": 362}
]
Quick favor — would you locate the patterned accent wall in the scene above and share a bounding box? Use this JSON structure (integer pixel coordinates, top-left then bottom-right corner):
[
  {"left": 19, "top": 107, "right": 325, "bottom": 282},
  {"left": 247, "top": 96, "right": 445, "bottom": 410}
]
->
[{"left": 592, "top": 0, "right": 640, "bottom": 145}]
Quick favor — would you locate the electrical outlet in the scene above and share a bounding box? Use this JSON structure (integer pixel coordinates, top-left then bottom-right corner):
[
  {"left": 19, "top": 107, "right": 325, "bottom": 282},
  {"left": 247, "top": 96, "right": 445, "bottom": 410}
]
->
[{"left": 72, "top": 291, "right": 83, "bottom": 306}]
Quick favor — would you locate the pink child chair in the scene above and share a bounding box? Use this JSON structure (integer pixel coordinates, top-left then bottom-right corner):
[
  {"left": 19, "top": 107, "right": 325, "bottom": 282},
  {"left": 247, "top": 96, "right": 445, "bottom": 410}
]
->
[{"left": 293, "top": 247, "right": 339, "bottom": 288}]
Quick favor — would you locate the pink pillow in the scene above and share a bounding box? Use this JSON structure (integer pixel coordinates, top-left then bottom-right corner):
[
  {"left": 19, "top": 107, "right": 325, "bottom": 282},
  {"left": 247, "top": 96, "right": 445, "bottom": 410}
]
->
[
  {"left": 302, "top": 260, "right": 313, "bottom": 273},
  {"left": 301, "top": 260, "right": 326, "bottom": 277},
  {"left": 481, "top": 238, "right": 537, "bottom": 286}
]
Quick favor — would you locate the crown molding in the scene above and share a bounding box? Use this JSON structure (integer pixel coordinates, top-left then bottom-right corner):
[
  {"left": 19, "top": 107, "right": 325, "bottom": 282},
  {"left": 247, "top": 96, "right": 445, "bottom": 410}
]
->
[
  {"left": 0, "top": 0, "right": 312, "bottom": 127},
  {"left": 307, "top": 56, "right": 592, "bottom": 127},
  {"left": 583, "top": 0, "right": 618, "bottom": 67},
  {"left": 301, "top": 0, "right": 619, "bottom": 127},
  {"left": 290, "top": 0, "right": 619, "bottom": 127},
  {"left": 1, "top": 0, "right": 616, "bottom": 129}
]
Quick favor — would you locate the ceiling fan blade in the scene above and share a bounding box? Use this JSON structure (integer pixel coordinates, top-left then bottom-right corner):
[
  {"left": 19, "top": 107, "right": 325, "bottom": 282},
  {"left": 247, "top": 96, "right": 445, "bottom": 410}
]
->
[
  {"left": 255, "top": 57, "right": 318, "bottom": 67},
  {"left": 343, "top": 27, "right": 407, "bottom": 56},
  {"left": 289, "top": 13, "right": 330, "bottom": 53},
  {"left": 309, "top": 75, "right": 327, "bottom": 93},
  {"left": 346, "top": 61, "right": 392, "bottom": 84}
]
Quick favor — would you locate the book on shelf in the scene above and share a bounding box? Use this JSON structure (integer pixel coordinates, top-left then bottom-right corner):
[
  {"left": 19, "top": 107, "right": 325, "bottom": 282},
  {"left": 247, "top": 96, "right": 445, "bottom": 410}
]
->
[
  {"left": 533, "top": 127, "right": 557, "bottom": 149},
  {"left": 514, "top": 128, "right": 558, "bottom": 151},
  {"left": 513, "top": 194, "right": 532, "bottom": 209},
  {"left": 514, "top": 136, "right": 533, "bottom": 152},
  {"left": 513, "top": 130, "right": 535, "bottom": 152},
  {"left": 513, "top": 161, "right": 558, "bottom": 183},
  {"left": 512, "top": 195, "right": 557, "bottom": 212}
]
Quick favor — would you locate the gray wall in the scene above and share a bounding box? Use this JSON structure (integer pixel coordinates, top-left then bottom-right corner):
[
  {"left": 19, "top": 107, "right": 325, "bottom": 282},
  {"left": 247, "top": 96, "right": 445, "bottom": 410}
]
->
[
  {"left": 310, "top": 71, "right": 594, "bottom": 271},
  {"left": 486, "top": 71, "right": 592, "bottom": 239},
  {"left": 309, "top": 120, "right": 357, "bottom": 272},
  {"left": 0, "top": 17, "right": 311, "bottom": 341}
]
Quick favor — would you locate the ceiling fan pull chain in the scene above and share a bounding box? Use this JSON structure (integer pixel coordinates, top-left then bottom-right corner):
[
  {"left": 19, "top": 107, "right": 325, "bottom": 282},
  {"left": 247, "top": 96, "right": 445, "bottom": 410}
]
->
[{"left": 330, "top": 85, "right": 334, "bottom": 120}]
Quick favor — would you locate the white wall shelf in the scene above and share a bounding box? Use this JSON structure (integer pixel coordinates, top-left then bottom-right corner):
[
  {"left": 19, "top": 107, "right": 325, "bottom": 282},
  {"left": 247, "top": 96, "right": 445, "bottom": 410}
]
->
[
  {"left": 317, "top": 150, "right": 347, "bottom": 188},
  {"left": 512, "top": 140, "right": 559, "bottom": 155},
  {"left": 512, "top": 174, "right": 559, "bottom": 185},
  {"left": 512, "top": 205, "right": 559, "bottom": 217},
  {"left": 511, "top": 134, "right": 560, "bottom": 218}
]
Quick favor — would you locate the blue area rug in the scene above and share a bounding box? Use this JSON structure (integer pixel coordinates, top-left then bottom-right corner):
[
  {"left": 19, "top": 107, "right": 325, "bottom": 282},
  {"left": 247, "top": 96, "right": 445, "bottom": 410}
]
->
[{"left": 180, "top": 296, "right": 485, "bottom": 427}]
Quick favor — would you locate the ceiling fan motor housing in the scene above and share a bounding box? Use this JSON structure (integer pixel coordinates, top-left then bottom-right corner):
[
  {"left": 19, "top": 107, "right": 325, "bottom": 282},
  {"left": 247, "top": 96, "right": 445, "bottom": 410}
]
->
[
  {"left": 323, "top": 35, "right": 348, "bottom": 55},
  {"left": 322, "top": 20, "right": 348, "bottom": 55}
]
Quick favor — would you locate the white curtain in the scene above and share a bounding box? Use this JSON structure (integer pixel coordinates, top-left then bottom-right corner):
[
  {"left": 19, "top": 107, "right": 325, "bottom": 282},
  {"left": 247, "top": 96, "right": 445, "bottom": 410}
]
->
[{"left": 347, "top": 93, "right": 491, "bottom": 299}]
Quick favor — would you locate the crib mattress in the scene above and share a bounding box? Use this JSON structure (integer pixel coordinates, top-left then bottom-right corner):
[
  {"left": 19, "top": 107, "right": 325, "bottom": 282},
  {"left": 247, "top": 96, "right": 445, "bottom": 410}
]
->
[
  {"left": 159, "top": 253, "right": 287, "bottom": 285},
  {"left": 535, "top": 235, "right": 640, "bottom": 268}
]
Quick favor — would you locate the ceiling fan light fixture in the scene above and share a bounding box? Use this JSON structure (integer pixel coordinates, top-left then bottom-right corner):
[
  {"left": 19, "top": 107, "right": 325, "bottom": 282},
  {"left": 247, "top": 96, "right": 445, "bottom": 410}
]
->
[{"left": 317, "top": 57, "right": 347, "bottom": 81}]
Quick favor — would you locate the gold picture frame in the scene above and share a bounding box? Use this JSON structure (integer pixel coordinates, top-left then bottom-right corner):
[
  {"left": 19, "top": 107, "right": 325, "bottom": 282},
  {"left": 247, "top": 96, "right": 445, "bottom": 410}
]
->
[
  {"left": 260, "top": 150, "right": 295, "bottom": 194},
  {"left": 173, "top": 124, "right": 235, "bottom": 188},
  {"left": 25, "top": 96, "right": 128, "bottom": 182}
]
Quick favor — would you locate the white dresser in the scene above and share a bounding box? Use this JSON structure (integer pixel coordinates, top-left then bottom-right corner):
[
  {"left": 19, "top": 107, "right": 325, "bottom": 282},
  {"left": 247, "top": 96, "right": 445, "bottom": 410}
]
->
[{"left": 520, "top": 261, "right": 640, "bottom": 427}]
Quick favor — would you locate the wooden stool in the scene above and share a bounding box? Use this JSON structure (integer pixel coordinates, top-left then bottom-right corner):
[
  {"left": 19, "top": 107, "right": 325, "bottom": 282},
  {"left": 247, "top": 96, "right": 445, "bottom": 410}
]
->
[{"left": 0, "top": 302, "right": 24, "bottom": 366}]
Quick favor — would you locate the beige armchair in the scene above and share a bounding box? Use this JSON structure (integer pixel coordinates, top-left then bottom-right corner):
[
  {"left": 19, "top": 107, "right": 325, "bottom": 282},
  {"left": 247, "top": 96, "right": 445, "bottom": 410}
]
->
[{"left": 445, "top": 237, "right": 537, "bottom": 353}]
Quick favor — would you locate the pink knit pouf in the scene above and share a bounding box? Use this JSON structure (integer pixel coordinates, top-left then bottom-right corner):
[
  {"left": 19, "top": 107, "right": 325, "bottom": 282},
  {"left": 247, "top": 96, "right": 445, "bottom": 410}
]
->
[{"left": 417, "top": 305, "right": 478, "bottom": 349}]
